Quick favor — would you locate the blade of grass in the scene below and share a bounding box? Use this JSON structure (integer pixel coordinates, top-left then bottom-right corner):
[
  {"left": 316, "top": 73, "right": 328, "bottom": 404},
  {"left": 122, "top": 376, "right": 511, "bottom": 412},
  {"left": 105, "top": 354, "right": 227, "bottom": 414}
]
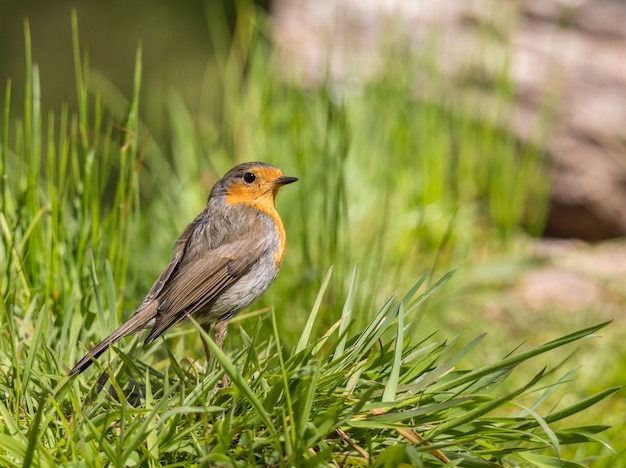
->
[
  {"left": 522, "top": 386, "right": 623, "bottom": 429},
  {"left": 296, "top": 265, "right": 333, "bottom": 353},
  {"left": 518, "top": 452, "right": 586, "bottom": 468},
  {"left": 144, "top": 368, "right": 159, "bottom": 467},
  {"left": 382, "top": 302, "right": 404, "bottom": 402},
  {"left": 431, "top": 322, "right": 612, "bottom": 392},
  {"left": 405, "top": 268, "right": 457, "bottom": 315},
  {"left": 514, "top": 403, "right": 561, "bottom": 457},
  {"left": 23, "top": 389, "right": 48, "bottom": 468},
  {"left": 351, "top": 293, "right": 397, "bottom": 352},
  {"left": 414, "top": 333, "right": 486, "bottom": 391},
  {"left": 297, "top": 361, "right": 321, "bottom": 449},
  {"left": 427, "top": 367, "right": 547, "bottom": 439},
  {"left": 401, "top": 268, "right": 431, "bottom": 305},
  {"left": 334, "top": 263, "right": 358, "bottom": 358},
  {"left": 21, "top": 301, "right": 47, "bottom": 392},
  {"left": 1, "top": 79, "right": 10, "bottom": 210},
  {"left": 270, "top": 305, "right": 299, "bottom": 460}
]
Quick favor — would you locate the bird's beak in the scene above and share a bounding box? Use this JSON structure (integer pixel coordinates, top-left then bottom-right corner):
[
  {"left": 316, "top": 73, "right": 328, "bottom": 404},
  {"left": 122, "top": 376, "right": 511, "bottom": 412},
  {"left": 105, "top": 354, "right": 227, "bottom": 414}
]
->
[{"left": 275, "top": 176, "right": 298, "bottom": 186}]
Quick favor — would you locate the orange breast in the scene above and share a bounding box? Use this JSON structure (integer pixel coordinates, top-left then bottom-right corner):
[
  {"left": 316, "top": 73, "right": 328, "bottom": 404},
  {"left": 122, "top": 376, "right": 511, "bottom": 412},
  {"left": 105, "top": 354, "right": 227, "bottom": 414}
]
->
[
  {"left": 269, "top": 210, "right": 287, "bottom": 268},
  {"left": 225, "top": 191, "right": 287, "bottom": 268}
]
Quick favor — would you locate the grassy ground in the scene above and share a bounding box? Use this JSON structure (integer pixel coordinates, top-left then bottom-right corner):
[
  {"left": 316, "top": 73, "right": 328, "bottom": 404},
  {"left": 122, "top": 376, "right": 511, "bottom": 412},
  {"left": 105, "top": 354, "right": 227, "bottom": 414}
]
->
[{"left": 0, "top": 8, "right": 623, "bottom": 467}]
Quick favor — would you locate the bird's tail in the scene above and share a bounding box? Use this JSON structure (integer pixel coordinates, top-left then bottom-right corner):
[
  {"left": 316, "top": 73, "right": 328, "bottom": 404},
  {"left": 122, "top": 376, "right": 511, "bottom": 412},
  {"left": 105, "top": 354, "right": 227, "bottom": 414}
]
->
[{"left": 68, "top": 303, "right": 157, "bottom": 376}]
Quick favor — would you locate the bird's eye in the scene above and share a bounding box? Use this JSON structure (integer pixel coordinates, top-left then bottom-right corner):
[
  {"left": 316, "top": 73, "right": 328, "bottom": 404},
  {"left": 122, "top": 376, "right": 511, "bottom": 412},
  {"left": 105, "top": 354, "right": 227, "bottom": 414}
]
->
[{"left": 243, "top": 172, "right": 256, "bottom": 184}]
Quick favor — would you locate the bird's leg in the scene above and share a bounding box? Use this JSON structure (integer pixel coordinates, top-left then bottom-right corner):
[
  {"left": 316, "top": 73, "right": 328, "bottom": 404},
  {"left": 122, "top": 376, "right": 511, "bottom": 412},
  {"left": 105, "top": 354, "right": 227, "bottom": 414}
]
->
[
  {"left": 214, "top": 320, "right": 229, "bottom": 388},
  {"left": 200, "top": 321, "right": 230, "bottom": 390},
  {"left": 213, "top": 320, "right": 228, "bottom": 349},
  {"left": 200, "top": 322, "right": 212, "bottom": 364}
]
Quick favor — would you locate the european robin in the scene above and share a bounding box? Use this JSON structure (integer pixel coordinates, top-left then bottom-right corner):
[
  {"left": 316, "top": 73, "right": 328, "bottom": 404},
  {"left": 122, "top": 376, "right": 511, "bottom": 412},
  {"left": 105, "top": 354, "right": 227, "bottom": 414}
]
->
[{"left": 69, "top": 161, "right": 297, "bottom": 376}]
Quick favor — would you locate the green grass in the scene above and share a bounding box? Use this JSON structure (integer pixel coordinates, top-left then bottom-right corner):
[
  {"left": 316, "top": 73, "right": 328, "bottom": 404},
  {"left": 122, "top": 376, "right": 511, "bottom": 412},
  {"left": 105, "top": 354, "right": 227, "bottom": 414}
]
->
[{"left": 0, "top": 7, "right": 623, "bottom": 467}]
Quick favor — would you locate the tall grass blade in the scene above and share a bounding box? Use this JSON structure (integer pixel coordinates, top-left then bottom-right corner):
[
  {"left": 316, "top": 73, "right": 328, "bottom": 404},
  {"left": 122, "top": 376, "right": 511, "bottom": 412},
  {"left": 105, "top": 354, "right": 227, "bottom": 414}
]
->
[
  {"left": 415, "top": 333, "right": 486, "bottom": 391},
  {"left": 23, "top": 389, "right": 48, "bottom": 468},
  {"left": 334, "top": 263, "right": 358, "bottom": 357},
  {"left": 514, "top": 403, "right": 561, "bottom": 457},
  {"left": 431, "top": 322, "right": 612, "bottom": 392},
  {"left": 382, "top": 302, "right": 404, "bottom": 402},
  {"left": 428, "top": 367, "right": 547, "bottom": 439},
  {"left": 518, "top": 453, "right": 586, "bottom": 468},
  {"left": 296, "top": 266, "right": 333, "bottom": 353},
  {"left": 21, "top": 302, "right": 46, "bottom": 391},
  {"left": 537, "top": 387, "right": 621, "bottom": 428},
  {"left": 405, "top": 269, "right": 457, "bottom": 315}
]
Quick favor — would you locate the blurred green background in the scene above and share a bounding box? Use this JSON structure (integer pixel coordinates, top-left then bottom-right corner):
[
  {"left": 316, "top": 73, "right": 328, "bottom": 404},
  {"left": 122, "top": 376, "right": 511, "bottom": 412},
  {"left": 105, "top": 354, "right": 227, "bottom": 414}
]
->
[{"left": 1, "top": 0, "right": 244, "bottom": 128}]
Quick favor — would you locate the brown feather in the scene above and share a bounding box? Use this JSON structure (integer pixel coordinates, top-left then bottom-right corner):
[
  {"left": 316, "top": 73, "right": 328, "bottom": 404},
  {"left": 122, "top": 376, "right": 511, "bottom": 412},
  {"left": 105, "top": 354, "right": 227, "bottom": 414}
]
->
[
  {"left": 68, "top": 302, "right": 158, "bottom": 375},
  {"left": 144, "top": 235, "right": 266, "bottom": 343}
]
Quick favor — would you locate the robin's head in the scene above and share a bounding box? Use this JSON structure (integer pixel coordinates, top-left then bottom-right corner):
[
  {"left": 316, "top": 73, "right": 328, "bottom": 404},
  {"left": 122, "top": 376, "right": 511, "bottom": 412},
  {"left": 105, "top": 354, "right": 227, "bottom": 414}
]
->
[{"left": 211, "top": 162, "right": 298, "bottom": 210}]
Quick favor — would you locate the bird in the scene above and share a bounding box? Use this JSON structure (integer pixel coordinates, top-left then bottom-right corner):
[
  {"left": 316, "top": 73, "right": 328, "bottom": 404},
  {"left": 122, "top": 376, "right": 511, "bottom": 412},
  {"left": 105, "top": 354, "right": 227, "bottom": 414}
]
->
[{"left": 69, "top": 161, "right": 297, "bottom": 376}]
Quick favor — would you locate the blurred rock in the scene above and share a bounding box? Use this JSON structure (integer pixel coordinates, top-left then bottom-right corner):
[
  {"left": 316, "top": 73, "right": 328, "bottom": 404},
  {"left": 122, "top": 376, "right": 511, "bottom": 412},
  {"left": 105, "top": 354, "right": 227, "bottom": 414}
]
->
[
  {"left": 516, "top": 267, "right": 601, "bottom": 311},
  {"left": 271, "top": 0, "right": 626, "bottom": 241},
  {"left": 534, "top": 238, "right": 626, "bottom": 278},
  {"left": 511, "top": 239, "right": 626, "bottom": 312}
]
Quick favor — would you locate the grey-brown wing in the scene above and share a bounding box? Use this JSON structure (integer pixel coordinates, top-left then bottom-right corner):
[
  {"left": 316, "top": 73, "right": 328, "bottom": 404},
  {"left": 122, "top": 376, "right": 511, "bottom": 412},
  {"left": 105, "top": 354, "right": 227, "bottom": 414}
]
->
[
  {"left": 143, "top": 235, "right": 267, "bottom": 343},
  {"left": 136, "top": 219, "right": 198, "bottom": 311},
  {"left": 68, "top": 221, "right": 200, "bottom": 375}
]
